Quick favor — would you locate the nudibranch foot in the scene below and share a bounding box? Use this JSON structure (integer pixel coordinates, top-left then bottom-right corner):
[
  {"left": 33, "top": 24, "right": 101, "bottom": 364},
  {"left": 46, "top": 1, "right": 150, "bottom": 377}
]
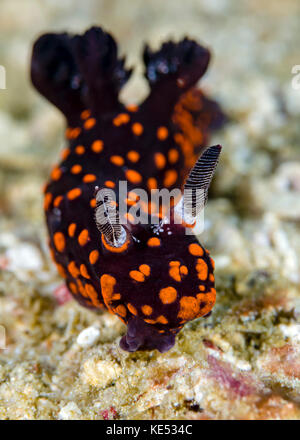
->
[{"left": 120, "top": 317, "right": 176, "bottom": 353}]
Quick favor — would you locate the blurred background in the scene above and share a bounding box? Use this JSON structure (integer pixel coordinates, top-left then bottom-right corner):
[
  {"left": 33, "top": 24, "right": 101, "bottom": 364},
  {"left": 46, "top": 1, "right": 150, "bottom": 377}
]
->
[{"left": 0, "top": 0, "right": 299, "bottom": 421}]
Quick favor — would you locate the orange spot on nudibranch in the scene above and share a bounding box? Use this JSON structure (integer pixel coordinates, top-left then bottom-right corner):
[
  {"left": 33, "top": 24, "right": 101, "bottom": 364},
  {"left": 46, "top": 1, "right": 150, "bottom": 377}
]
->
[
  {"left": 129, "top": 270, "right": 145, "bottom": 282},
  {"left": 147, "top": 237, "right": 161, "bottom": 247},
  {"left": 113, "top": 113, "right": 130, "bottom": 126},
  {"left": 145, "top": 319, "right": 156, "bottom": 325},
  {"left": 90, "top": 198, "right": 97, "bottom": 208},
  {"left": 68, "top": 223, "right": 77, "bottom": 237},
  {"left": 169, "top": 266, "right": 181, "bottom": 282},
  {"left": 168, "top": 149, "right": 179, "bottom": 164},
  {"left": 60, "top": 148, "right": 70, "bottom": 160},
  {"left": 129, "top": 264, "right": 150, "bottom": 283},
  {"left": 75, "top": 145, "right": 85, "bottom": 156},
  {"left": 89, "top": 250, "right": 99, "bottom": 265},
  {"left": 105, "top": 180, "right": 115, "bottom": 188},
  {"left": 71, "top": 164, "right": 82, "bottom": 174},
  {"left": 173, "top": 90, "right": 205, "bottom": 168},
  {"left": 154, "top": 152, "right": 166, "bottom": 170},
  {"left": 128, "top": 303, "right": 138, "bottom": 315},
  {"left": 125, "top": 169, "right": 142, "bottom": 184},
  {"left": 132, "top": 122, "right": 144, "bottom": 136},
  {"left": 159, "top": 286, "right": 177, "bottom": 304},
  {"left": 67, "top": 188, "right": 82, "bottom": 200},
  {"left": 139, "top": 264, "right": 151, "bottom": 277},
  {"left": 44, "top": 193, "right": 52, "bottom": 211},
  {"left": 196, "top": 289, "right": 216, "bottom": 316},
  {"left": 91, "top": 140, "right": 104, "bottom": 153},
  {"left": 81, "top": 109, "right": 91, "bottom": 120},
  {"left": 163, "top": 169, "right": 178, "bottom": 187},
  {"left": 114, "top": 305, "right": 127, "bottom": 318},
  {"left": 196, "top": 259, "right": 208, "bottom": 281},
  {"left": 51, "top": 166, "right": 62, "bottom": 181},
  {"left": 127, "top": 150, "right": 140, "bottom": 163},
  {"left": 56, "top": 264, "right": 66, "bottom": 279},
  {"left": 65, "top": 128, "right": 73, "bottom": 139},
  {"left": 53, "top": 232, "right": 65, "bottom": 253},
  {"left": 69, "top": 282, "right": 78, "bottom": 294},
  {"left": 168, "top": 262, "right": 188, "bottom": 282},
  {"left": 78, "top": 229, "right": 90, "bottom": 246},
  {"left": 178, "top": 296, "right": 199, "bottom": 321},
  {"left": 126, "top": 104, "right": 138, "bottom": 112},
  {"left": 100, "top": 274, "right": 117, "bottom": 312},
  {"left": 80, "top": 264, "right": 90, "bottom": 279},
  {"left": 141, "top": 305, "right": 153, "bottom": 316},
  {"left": 147, "top": 178, "right": 158, "bottom": 191},
  {"left": 188, "top": 243, "right": 203, "bottom": 257},
  {"left": 180, "top": 265, "right": 188, "bottom": 275},
  {"left": 75, "top": 145, "right": 85, "bottom": 155},
  {"left": 68, "top": 261, "right": 80, "bottom": 278},
  {"left": 66, "top": 127, "right": 81, "bottom": 139},
  {"left": 76, "top": 279, "right": 86, "bottom": 297},
  {"left": 72, "top": 127, "right": 82, "bottom": 138},
  {"left": 157, "top": 126, "right": 168, "bottom": 141},
  {"left": 83, "top": 174, "right": 97, "bottom": 183},
  {"left": 156, "top": 315, "right": 168, "bottom": 324},
  {"left": 84, "top": 118, "right": 96, "bottom": 130},
  {"left": 85, "top": 283, "right": 102, "bottom": 307},
  {"left": 110, "top": 155, "right": 124, "bottom": 166},
  {"left": 53, "top": 195, "right": 63, "bottom": 208}
]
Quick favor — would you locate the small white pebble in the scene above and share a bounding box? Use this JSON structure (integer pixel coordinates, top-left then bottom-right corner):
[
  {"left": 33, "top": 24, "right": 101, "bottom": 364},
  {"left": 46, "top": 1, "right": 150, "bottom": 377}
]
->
[
  {"left": 76, "top": 326, "right": 100, "bottom": 347},
  {"left": 6, "top": 243, "right": 43, "bottom": 272},
  {"left": 58, "top": 402, "right": 82, "bottom": 420},
  {"left": 213, "top": 255, "right": 231, "bottom": 269},
  {"left": 279, "top": 324, "right": 300, "bottom": 342}
]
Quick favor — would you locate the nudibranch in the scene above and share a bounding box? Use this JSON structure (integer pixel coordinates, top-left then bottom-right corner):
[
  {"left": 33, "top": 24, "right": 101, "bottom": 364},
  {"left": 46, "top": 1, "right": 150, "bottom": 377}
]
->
[{"left": 31, "top": 27, "right": 224, "bottom": 352}]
